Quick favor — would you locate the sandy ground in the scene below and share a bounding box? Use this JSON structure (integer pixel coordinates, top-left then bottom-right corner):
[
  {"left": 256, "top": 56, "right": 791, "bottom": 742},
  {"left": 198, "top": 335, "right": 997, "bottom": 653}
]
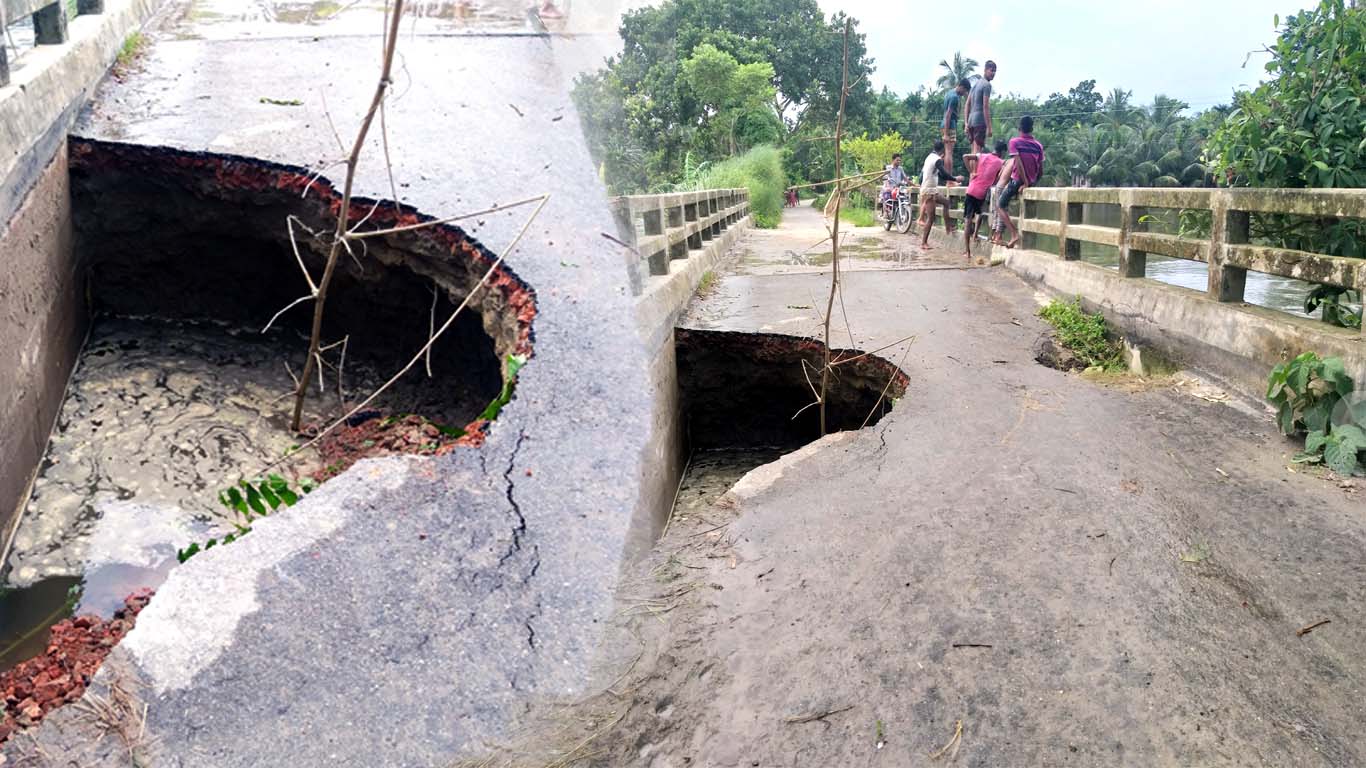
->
[{"left": 471, "top": 210, "right": 1364, "bottom": 767}]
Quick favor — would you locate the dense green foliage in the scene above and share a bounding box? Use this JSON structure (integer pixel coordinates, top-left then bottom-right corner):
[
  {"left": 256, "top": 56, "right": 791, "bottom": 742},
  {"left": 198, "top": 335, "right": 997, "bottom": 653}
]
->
[
  {"left": 1207, "top": 1, "right": 1364, "bottom": 189},
  {"left": 1267, "top": 353, "right": 1365, "bottom": 475},
  {"left": 696, "top": 145, "right": 786, "bottom": 227},
  {"left": 573, "top": 0, "right": 871, "bottom": 194},
  {"left": 1038, "top": 298, "right": 1124, "bottom": 371}
]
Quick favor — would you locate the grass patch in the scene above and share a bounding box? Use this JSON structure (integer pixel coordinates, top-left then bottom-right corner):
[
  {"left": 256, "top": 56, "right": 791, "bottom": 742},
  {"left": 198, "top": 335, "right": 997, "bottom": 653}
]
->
[
  {"left": 116, "top": 32, "right": 145, "bottom": 67},
  {"left": 838, "top": 205, "right": 876, "bottom": 227},
  {"left": 696, "top": 146, "right": 785, "bottom": 229},
  {"left": 1038, "top": 297, "right": 1124, "bottom": 371},
  {"left": 697, "top": 270, "right": 718, "bottom": 296}
]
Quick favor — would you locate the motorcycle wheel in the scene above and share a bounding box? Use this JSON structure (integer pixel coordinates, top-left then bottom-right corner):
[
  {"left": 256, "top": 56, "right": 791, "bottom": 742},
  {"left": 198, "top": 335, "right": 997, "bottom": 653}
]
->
[
  {"left": 883, "top": 204, "right": 893, "bottom": 231},
  {"left": 896, "top": 204, "right": 913, "bottom": 234}
]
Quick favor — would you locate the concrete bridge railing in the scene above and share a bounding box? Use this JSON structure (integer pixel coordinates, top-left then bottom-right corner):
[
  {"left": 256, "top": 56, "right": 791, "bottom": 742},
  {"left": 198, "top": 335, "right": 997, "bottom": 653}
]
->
[
  {"left": 2, "top": 0, "right": 105, "bottom": 85},
  {"left": 1017, "top": 187, "right": 1365, "bottom": 336},
  {"left": 610, "top": 188, "right": 750, "bottom": 297},
  {"left": 915, "top": 185, "right": 1365, "bottom": 336}
]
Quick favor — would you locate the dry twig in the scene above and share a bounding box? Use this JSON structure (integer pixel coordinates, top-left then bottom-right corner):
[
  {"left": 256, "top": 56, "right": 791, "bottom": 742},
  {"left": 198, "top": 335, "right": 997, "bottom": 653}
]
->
[
  {"left": 1297, "top": 619, "right": 1331, "bottom": 636},
  {"left": 929, "top": 719, "right": 963, "bottom": 760}
]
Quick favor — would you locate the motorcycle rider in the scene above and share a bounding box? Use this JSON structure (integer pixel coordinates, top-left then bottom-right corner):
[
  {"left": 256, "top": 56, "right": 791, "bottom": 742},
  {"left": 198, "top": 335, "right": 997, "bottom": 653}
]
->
[{"left": 880, "top": 153, "right": 908, "bottom": 214}]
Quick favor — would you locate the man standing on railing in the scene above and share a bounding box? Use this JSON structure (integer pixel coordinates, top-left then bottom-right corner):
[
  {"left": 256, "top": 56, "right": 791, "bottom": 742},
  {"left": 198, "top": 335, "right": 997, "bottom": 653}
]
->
[
  {"left": 998, "top": 115, "right": 1044, "bottom": 249},
  {"left": 966, "top": 61, "right": 996, "bottom": 173},
  {"left": 942, "top": 79, "right": 970, "bottom": 177}
]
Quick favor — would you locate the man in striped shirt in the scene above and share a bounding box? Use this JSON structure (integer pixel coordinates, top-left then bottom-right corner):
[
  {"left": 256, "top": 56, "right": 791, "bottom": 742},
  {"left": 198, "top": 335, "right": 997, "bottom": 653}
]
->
[{"left": 997, "top": 115, "right": 1045, "bottom": 249}]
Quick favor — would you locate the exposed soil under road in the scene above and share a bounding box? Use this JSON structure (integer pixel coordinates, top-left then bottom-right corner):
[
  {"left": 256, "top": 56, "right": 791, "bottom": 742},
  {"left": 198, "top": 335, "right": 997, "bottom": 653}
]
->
[{"left": 465, "top": 214, "right": 1364, "bottom": 767}]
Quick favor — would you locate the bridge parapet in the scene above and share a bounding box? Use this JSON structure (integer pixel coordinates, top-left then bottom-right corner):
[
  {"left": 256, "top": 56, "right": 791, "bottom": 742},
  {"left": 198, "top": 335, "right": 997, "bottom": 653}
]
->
[
  {"left": 2, "top": 0, "right": 105, "bottom": 85},
  {"left": 1015, "top": 187, "right": 1365, "bottom": 336},
  {"left": 610, "top": 188, "right": 750, "bottom": 297}
]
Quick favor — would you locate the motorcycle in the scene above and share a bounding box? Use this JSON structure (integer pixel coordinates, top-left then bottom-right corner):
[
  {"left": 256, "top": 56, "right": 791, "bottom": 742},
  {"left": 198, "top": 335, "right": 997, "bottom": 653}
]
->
[{"left": 878, "top": 183, "right": 914, "bottom": 234}]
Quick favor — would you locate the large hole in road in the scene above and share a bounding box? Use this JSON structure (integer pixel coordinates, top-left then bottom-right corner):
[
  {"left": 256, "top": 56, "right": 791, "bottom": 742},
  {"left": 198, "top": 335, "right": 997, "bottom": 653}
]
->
[
  {"left": 671, "top": 328, "right": 908, "bottom": 513},
  {"left": 0, "top": 140, "right": 536, "bottom": 689}
]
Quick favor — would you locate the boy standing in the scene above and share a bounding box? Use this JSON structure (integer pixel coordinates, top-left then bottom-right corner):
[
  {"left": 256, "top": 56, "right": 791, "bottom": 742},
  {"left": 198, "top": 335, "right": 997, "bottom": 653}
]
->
[
  {"left": 941, "top": 79, "right": 970, "bottom": 176},
  {"left": 998, "top": 115, "right": 1045, "bottom": 249},
  {"left": 918, "top": 140, "right": 963, "bottom": 250}
]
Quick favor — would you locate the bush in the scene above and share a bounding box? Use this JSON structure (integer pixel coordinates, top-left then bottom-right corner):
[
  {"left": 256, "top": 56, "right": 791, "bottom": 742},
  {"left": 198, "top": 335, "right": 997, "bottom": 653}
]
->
[
  {"left": 1267, "top": 352, "right": 1365, "bottom": 474},
  {"left": 698, "top": 145, "right": 785, "bottom": 228},
  {"left": 1038, "top": 297, "right": 1124, "bottom": 370}
]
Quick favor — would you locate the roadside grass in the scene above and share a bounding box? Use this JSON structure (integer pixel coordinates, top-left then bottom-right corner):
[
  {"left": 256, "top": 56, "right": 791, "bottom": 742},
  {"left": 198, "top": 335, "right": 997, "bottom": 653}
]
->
[
  {"left": 838, "top": 205, "right": 877, "bottom": 227},
  {"left": 115, "top": 32, "right": 145, "bottom": 68},
  {"left": 697, "top": 270, "right": 718, "bottom": 297},
  {"left": 1038, "top": 297, "right": 1125, "bottom": 371}
]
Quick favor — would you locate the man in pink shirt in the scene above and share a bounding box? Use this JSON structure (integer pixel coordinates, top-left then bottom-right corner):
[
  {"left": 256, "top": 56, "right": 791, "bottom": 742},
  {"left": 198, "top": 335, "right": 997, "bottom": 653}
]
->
[{"left": 961, "top": 140, "right": 1006, "bottom": 261}]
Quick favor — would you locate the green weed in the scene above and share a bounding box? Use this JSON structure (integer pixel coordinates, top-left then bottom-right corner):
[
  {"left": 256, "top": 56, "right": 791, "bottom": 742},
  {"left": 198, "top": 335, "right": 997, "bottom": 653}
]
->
[
  {"left": 176, "top": 475, "right": 315, "bottom": 563},
  {"left": 116, "top": 32, "right": 145, "bottom": 67},
  {"left": 1267, "top": 352, "right": 1365, "bottom": 475},
  {"left": 1038, "top": 297, "right": 1125, "bottom": 371}
]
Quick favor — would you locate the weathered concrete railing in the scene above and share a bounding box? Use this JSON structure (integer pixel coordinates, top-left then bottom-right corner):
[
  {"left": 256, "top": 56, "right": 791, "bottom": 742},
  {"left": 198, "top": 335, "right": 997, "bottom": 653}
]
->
[
  {"left": 610, "top": 188, "right": 750, "bottom": 296},
  {"left": 1012, "top": 187, "right": 1365, "bottom": 335},
  {"left": 2, "top": 0, "right": 105, "bottom": 86}
]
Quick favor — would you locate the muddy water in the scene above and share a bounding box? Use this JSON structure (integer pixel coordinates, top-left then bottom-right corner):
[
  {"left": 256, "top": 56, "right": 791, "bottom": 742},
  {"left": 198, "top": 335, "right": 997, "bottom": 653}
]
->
[
  {"left": 669, "top": 449, "right": 787, "bottom": 526},
  {"left": 4, "top": 317, "right": 339, "bottom": 588}
]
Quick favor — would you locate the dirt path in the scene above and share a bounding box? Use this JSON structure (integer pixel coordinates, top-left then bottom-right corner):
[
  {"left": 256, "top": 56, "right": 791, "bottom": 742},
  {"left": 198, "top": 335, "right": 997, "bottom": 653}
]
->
[{"left": 472, "top": 209, "right": 1365, "bottom": 767}]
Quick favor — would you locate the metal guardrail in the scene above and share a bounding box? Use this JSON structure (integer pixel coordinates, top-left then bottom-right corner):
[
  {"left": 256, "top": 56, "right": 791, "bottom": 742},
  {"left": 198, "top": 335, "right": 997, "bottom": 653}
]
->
[
  {"left": 2, "top": 0, "right": 103, "bottom": 87},
  {"left": 609, "top": 187, "right": 750, "bottom": 295},
  {"left": 900, "top": 184, "right": 1364, "bottom": 334}
]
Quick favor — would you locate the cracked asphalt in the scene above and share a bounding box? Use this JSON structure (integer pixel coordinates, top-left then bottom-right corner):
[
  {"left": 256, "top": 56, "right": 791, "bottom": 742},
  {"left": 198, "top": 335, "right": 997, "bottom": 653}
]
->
[
  {"left": 4, "top": 3, "right": 656, "bottom": 766},
  {"left": 495, "top": 213, "right": 1366, "bottom": 767}
]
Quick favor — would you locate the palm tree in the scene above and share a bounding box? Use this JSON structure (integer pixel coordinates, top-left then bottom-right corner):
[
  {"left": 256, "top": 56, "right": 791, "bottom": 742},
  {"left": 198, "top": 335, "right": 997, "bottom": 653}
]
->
[{"left": 936, "top": 52, "right": 978, "bottom": 90}]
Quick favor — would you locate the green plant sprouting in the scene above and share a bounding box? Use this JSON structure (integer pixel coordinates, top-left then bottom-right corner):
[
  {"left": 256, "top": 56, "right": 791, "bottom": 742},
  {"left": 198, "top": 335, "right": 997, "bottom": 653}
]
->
[
  {"left": 478, "top": 354, "right": 528, "bottom": 422},
  {"left": 1267, "top": 352, "right": 1366, "bottom": 475},
  {"left": 1038, "top": 297, "right": 1125, "bottom": 371},
  {"left": 176, "top": 475, "right": 315, "bottom": 563}
]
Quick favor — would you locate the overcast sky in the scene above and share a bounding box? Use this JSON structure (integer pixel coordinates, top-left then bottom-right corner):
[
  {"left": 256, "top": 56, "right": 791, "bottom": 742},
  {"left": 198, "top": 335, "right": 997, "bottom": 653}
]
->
[{"left": 817, "top": 0, "right": 1317, "bottom": 108}]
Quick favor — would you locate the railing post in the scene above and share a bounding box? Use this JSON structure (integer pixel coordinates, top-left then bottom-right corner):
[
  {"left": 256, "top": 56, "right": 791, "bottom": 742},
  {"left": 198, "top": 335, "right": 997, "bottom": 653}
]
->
[
  {"left": 609, "top": 198, "right": 644, "bottom": 297},
  {"left": 33, "top": 1, "right": 70, "bottom": 44},
  {"left": 1116, "top": 190, "right": 1144, "bottom": 277},
  {"left": 0, "top": 44, "right": 9, "bottom": 88},
  {"left": 666, "top": 195, "right": 688, "bottom": 262},
  {"left": 1060, "top": 190, "right": 1080, "bottom": 260},
  {"left": 1208, "top": 190, "right": 1248, "bottom": 302}
]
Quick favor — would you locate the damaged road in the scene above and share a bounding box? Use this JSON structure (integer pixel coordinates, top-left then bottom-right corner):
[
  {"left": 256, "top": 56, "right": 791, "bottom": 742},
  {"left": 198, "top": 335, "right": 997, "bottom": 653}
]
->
[{"left": 473, "top": 216, "right": 1366, "bottom": 766}]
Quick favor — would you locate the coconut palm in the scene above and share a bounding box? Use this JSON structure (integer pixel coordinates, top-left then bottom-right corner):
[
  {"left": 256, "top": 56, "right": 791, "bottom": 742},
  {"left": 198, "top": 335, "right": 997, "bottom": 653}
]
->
[{"left": 936, "top": 52, "right": 978, "bottom": 90}]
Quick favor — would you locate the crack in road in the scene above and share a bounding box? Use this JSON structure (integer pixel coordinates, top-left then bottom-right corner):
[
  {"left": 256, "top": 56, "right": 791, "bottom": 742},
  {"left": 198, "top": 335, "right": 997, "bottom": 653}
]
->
[{"left": 497, "top": 431, "right": 529, "bottom": 568}]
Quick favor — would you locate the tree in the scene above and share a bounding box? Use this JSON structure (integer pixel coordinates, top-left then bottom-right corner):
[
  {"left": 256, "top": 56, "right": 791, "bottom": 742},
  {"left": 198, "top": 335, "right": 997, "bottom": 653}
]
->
[
  {"left": 1204, "top": 0, "right": 1365, "bottom": 319},
  {"left": 1041, "top": 79, "right": 1102, "bottom": 130},
  {"left": 936, "top": 52, "right": 977, "bottom": 90},
  {"left": 682, "top": 43, "right": 779, "bottom": 155},
  {"left": 576, "top": 0, "right": 874, "bottom": 192},
  {"left": 844, "top": 131, "right": 908, "bottom": 179},
  {"left": 1206, "top": 0, "right": 1365, "bottom": 190}
]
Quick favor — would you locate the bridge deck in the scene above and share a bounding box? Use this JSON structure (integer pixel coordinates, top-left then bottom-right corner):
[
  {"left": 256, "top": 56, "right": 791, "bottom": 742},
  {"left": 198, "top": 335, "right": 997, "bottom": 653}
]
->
[{"left": 575, "top": 207, "right": 1366, "bottom": 765}]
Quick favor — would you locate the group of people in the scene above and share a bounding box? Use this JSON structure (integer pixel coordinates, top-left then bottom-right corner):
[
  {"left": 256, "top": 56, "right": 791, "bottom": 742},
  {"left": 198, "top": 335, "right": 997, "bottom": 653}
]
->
[{"left": 880, "top": 60, "right": 1046, "bottom": 259}]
